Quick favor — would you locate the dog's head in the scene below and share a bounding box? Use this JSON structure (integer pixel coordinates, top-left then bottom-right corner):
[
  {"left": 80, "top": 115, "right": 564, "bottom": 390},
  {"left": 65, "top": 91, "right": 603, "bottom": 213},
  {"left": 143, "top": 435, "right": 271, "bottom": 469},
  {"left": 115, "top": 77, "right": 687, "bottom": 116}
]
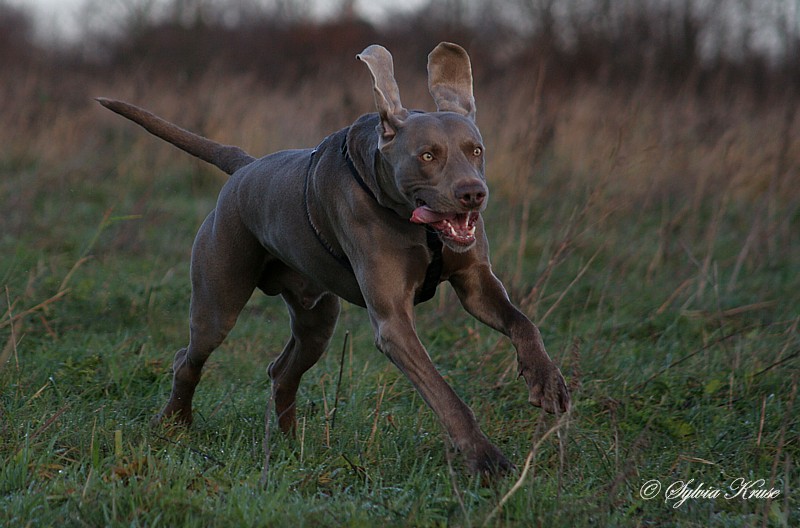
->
[{"left": 358, "top": 43, "right": 488, "bottom": 253}]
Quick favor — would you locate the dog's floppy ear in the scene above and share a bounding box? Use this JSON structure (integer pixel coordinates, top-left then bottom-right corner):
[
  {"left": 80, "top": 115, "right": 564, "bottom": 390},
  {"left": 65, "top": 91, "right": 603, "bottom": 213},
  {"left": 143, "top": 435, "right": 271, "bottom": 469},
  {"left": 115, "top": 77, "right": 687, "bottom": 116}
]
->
[
  {"left": 427, "top": 42, "right": 476, "bottom": 120},
  {"left": 357, "top": 45, "right": 409, "bottom": 144}
]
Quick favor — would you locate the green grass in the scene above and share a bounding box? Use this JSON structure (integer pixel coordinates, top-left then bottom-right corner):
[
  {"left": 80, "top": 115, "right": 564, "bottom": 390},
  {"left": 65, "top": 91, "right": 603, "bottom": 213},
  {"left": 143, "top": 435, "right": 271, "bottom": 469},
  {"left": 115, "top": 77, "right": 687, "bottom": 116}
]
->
[{"left": 2, "top": 128, "right": 799, "bottom": 527}]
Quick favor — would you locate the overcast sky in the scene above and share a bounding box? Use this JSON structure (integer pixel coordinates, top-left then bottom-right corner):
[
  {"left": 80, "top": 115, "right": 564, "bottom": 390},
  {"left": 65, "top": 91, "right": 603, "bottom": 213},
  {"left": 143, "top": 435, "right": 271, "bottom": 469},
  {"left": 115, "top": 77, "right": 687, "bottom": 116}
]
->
[
  {"left": 10, "top": 0, "right": 799, "bottom": 61},
  {"left": 9, "top": 0, "right": 426, "bottom": 42},
  {"left": 10, "top": 0, "right": 79, "bottom": 39}
]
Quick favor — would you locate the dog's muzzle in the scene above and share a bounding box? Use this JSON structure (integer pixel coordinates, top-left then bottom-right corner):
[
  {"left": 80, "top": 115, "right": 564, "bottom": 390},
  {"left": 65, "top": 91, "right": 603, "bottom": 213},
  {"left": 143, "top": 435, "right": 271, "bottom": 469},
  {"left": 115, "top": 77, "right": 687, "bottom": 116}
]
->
[{"left": 410, "top": 205, "right": 480, "bottom": 247}]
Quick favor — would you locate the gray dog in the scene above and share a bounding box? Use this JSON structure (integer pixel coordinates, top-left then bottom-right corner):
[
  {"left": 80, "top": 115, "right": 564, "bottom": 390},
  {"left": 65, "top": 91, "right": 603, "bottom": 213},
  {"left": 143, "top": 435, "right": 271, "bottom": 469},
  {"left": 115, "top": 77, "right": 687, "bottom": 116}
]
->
[{"left": 98, "top": 42, "right": 570, "bottom": 475}]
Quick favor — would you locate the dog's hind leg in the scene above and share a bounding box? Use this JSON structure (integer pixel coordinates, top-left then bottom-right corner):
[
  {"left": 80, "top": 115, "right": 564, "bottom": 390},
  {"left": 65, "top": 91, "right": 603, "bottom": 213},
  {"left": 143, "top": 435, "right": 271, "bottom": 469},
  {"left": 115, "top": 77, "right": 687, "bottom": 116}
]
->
[
  {"left": 268, "top": 284, "right": 340, "bottom": 434},
  {"left": 153, "top": 209, "right": 266, "bottom": 427}
]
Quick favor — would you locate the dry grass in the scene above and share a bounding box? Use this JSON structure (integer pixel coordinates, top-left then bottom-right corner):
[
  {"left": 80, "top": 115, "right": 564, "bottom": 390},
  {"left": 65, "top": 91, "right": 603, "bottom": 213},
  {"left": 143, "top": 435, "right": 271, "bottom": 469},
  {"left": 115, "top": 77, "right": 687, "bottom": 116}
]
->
[
  {"left": 4, "top": 59, "right": 798, "bottom": 213},
  {"left": 4, "top": 60, "right": 798, "bottom": 319},
  {"left": 1, "top": 49, "right": 798, "bottom": 526}
]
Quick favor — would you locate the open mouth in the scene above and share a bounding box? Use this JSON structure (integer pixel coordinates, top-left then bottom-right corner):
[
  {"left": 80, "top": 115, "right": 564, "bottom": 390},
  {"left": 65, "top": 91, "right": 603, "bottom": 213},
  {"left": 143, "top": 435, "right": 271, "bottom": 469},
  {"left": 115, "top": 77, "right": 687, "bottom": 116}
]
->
[{"left": 410, "top": 203, "right": 479, "bottom": 246}]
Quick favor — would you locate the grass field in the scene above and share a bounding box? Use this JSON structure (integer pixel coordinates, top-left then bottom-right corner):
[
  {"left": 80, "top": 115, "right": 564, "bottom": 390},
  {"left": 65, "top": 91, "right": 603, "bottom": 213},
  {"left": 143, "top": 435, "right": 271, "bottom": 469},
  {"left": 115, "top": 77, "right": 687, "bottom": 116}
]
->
[{"left": 1, "top": 62, "right": 798, "bottom": 526}]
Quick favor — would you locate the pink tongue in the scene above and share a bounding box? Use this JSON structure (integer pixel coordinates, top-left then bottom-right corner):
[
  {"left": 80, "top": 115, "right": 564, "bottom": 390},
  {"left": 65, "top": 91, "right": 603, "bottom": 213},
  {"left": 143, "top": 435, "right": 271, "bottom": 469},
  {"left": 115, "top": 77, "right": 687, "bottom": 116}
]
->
[{"left": 410, "top": 205, "right": 453, "bottom": 224}]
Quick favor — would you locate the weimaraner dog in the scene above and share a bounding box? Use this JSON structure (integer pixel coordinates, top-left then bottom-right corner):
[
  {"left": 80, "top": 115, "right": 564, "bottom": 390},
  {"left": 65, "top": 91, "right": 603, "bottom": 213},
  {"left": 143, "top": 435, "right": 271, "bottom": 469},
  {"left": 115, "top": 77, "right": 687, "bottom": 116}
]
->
[{"left": 98, "top": 42, "right": 570, "bottom": 475}]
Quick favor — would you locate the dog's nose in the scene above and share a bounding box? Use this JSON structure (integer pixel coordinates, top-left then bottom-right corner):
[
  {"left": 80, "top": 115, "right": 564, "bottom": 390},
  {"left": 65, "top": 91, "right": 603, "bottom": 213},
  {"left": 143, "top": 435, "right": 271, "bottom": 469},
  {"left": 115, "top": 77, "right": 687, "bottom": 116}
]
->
[{"left": 455, "top": 181, "right": 487, "bottom": 209}]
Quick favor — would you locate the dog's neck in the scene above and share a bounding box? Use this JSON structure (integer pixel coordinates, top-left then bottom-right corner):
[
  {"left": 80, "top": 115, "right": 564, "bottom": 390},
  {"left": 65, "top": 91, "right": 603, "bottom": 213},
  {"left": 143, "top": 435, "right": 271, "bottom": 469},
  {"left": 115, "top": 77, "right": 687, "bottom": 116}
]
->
[{"left": 340, "top": 128, "right": 444, "bottom": 303}]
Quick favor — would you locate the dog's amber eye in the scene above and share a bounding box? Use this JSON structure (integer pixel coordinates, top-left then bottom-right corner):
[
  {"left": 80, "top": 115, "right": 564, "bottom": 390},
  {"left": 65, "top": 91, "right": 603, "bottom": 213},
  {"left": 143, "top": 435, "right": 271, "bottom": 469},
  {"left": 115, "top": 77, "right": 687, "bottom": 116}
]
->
[
  {"left": 421, "top": 152, "right": 434, "bottom": 162},
  {"left": 473, "top": 147, "right": 482, "bottom": 156}
]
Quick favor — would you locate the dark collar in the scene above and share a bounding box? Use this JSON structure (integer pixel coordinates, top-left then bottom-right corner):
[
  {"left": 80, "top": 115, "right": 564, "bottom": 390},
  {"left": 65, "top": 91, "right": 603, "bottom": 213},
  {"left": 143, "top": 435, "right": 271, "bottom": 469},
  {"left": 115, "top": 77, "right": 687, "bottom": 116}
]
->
[
  {"left": 342, "top": 138, "right": 378, "bottom": 201},
  {"left": 303, "top": 147, "right": 353, "bottom": 272},
  {"left": 304, "top": 135, "right": 444, "bottom": 304}
]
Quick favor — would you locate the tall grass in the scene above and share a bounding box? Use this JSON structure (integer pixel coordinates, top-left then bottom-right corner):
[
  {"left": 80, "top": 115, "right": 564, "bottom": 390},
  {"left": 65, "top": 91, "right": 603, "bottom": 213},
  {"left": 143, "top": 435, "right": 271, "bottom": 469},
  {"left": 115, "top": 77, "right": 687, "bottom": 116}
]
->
[{"left": 2, "top": 26, "right": 799, "bottom": 526}]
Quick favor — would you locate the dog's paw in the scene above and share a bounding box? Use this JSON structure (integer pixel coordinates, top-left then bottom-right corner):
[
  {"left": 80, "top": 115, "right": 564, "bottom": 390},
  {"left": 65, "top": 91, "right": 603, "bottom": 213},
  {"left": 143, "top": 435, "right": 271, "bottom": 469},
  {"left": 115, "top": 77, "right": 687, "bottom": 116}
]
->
[
  {"left": 150, "top": 408, "right": 193, "bottom": 429},
  {"left": 466, "top": 443, "right": 515, "bottom": 480},
  {"left": 522, "top": 362, "right": 571, "bottom": 414},
  {"left": 150, "top": 397, "right": 194, "bottom": 428}
]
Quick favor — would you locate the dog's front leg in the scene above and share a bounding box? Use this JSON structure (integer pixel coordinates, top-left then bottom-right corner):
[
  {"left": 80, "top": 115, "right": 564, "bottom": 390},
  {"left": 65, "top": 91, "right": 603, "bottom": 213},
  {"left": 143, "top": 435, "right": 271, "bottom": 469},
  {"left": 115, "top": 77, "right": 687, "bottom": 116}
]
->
[
  {"left": 365, "top": 295, "right": 513, "bottom": 475},
  {"left": 450, "top": 264, "right": 571, "bottom": 413}
]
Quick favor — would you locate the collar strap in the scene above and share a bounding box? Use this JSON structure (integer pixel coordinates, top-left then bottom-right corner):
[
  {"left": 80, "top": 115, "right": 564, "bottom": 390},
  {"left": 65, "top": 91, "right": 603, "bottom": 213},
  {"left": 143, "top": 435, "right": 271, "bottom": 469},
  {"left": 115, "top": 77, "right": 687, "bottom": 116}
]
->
[
  {"left": 418, "top": 227, "right": 443, "bottom": 304},
  {"left": 342, "top": 138, "right": 378, "bottom": 202},
  {"left": 304, "top": 148, "right": 353, "bottom": 271}
]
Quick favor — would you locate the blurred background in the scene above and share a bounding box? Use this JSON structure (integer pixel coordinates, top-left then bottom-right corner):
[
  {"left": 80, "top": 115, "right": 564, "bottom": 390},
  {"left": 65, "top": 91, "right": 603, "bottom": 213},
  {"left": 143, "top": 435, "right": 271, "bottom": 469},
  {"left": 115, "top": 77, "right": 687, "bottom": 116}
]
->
[
  {"left": 2, "top": 6, "right": 798, "bottom": 522},
  {"left": 2, "top": 0, "right": 798, "bottom": 300}
]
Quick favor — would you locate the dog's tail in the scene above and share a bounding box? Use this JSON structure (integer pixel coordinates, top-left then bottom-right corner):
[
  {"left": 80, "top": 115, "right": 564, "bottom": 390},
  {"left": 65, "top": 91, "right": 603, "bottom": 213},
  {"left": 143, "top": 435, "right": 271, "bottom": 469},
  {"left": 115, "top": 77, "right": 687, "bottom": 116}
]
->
[{"left": 96, "top": 98, "right": 256, "bottom": 175}]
